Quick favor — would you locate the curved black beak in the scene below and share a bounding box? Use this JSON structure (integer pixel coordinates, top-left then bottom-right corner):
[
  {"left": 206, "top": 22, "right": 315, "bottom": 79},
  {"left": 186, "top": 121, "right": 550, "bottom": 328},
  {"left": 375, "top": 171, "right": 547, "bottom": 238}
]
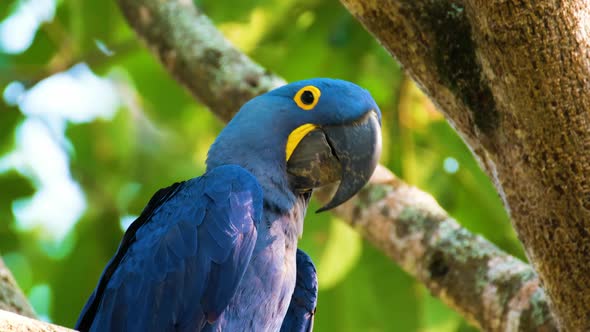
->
[{"left": 287, "top": 111, "right": 382, "bottom": 212}]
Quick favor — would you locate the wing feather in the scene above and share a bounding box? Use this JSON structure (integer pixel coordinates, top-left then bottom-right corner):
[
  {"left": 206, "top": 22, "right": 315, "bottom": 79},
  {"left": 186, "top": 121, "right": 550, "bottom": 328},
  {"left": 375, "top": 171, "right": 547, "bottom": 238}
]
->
[
  {"left": 76, "top": 165, "right": 262, "bottom": 332},
  {"left": 280, "top": 249, "right": 318, "bottom": 332}
]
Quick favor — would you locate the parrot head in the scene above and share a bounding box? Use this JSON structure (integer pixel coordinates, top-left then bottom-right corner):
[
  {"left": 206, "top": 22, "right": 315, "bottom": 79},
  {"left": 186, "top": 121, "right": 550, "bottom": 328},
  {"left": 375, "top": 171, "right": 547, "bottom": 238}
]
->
[{"left": 207, "top": 78, "right": 382, "bottom": 212}]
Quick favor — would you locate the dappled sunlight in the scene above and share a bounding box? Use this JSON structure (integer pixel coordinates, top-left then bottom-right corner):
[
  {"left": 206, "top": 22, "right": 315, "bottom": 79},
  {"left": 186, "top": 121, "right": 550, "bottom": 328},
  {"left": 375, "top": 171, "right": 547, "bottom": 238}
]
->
[
  {"left": 3, "top": 81, "right": 26, "bottom": 106},
  {"left": 443, "top": 157, "right": 459, "bottom": 174},
  {"left": 119, "top": 214, "right": 137, "bottom": 232},
  {"left": 219, "top": 8, "right": 270, "bottom": 53},
  {"left": 0, "top": 63, "right": 121, "bottom": 246},
  {"left": 18, "top": 64, "right": 120, "bottom": 123},
  {"left": 27, "top": 284, "right": 52, "bottom": 322},
  {"left": 0, "top": 0, "right": 56, "bottom": 54},
  {"left": 218, "top": 0, "right": 297, "bottom": 53},
  {"left": 2, "top": 118, "right": 85, "bottom": 244},
  {"left": 316, "top": 218, "right": 362, "bottom": 290}
]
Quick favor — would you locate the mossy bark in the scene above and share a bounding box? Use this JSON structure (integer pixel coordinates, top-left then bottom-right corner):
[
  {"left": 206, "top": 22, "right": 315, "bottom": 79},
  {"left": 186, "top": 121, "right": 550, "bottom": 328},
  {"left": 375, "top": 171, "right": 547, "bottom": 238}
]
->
[{"left": 340, "top": 0, "right": 590, "bottom": 330}]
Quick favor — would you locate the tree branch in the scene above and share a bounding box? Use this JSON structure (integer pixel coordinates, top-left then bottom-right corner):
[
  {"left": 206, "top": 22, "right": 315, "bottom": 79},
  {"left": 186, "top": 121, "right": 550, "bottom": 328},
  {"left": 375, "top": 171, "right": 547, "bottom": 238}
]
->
[
  {"left": 328, "top": 166, "right": 555, "bottom": 331},
  {"left": 0, "top": 309, "right": 74, "bottom": 332},
  {"left": 339, "top": 0, "right": 590, "bottom": 329},
  {"left": 115, "top": 0, "right": 557, "bottom": 330},
  {"left": 116, "top": 0, "right": 285, "bottom": 123},
  {"left": 0, "top": 259, "right": 35, "bottom": 318}
]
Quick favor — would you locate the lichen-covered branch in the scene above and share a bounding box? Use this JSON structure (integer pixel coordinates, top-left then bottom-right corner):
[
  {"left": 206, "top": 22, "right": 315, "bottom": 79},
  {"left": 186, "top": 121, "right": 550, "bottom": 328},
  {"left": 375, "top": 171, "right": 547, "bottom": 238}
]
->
[
  {"left": 115, "top": 0, "right": 557, "bottom": 330},
  {"left": 0, "top": 310, "right": 74, "bottom": 332},
  {"left": 339, "top": 1, "right": 590, "bottom": 330},
  {"left": 117, "top": 0, "right": 285, "bottom": 123},
  {"left": 0, "top": 259, "right": 35, "bottom": 318},
  {"left": 327, "top": 167, "right": 555, "bottom": 331}
]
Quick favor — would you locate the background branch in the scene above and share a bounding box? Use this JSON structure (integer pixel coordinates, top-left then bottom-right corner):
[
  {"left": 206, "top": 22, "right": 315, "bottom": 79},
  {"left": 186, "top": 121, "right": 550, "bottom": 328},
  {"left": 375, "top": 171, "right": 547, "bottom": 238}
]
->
[
  {"left": 116, "top": 0, "right": 285, "bottom": 122},
  {"left": 0, "top": 259, "right": 35, "bottom": 318},
  {"left": 0, "top": 310, "right": 73, "bottom": 332},
  {"left": 329, "top": 167, "right": 555, "bottom": 331},
  {"left": 115, "top": 0, "right": 556, "bottom": 330}
]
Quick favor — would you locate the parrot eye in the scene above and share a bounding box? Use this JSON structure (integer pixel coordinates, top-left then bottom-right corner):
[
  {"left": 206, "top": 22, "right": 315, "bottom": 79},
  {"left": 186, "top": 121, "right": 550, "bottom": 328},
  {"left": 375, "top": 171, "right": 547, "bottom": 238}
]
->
[
  {"left": 294, "top": 85, "right": 321, "bottom": 110},
  {"left": 301, "top": 91, "right": 314, "bottom": 104}
]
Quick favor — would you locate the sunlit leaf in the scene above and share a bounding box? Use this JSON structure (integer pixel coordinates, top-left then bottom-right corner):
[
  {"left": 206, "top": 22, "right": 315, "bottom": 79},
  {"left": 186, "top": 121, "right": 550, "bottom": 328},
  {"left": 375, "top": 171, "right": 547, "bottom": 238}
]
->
[
  {"left": 28, "top": 284, "right": 52, "bottom": 322},
  {"left": 316, "top": 217, "right": 362, "bottom": 290},
  {"left": 421, "top": 290, "right": 463, "bottom": 332}
]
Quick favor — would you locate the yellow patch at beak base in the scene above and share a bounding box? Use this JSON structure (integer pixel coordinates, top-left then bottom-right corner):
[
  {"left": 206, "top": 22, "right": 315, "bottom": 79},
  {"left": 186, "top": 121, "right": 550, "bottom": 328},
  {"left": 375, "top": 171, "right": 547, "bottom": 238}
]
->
[{"left": 286, "top": 123, "right": 318, "bottom": 161}]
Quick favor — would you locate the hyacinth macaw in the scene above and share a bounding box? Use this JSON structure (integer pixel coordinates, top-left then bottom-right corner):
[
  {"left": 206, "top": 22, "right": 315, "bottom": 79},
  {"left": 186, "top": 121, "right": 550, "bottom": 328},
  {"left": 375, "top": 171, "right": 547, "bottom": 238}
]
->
[{"left": 76, "top": 78, "right": 382, "bottom": 332}]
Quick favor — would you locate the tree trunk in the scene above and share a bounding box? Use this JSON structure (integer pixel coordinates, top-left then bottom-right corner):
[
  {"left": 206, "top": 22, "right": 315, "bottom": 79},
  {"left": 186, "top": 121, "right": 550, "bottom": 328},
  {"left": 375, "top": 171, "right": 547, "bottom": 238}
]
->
[{"left": 340, "top": 0, "right": 590, "bottom": 330}]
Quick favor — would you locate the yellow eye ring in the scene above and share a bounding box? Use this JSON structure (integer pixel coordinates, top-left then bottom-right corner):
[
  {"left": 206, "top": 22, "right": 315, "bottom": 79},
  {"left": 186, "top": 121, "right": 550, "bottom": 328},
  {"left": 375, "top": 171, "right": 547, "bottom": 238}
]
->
[{"left": 293, "top": 85, "right": 321, "bottom": 110}]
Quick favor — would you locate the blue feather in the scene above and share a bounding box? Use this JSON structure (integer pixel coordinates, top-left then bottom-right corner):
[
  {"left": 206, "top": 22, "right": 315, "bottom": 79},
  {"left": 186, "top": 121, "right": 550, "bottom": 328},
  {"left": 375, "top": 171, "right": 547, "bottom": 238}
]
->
[
  {"left": 76, "top": 165, "right": 263, "bottom": 332},
  {"left": 280, "top": 249, "right": 318, "bottom": 332}
]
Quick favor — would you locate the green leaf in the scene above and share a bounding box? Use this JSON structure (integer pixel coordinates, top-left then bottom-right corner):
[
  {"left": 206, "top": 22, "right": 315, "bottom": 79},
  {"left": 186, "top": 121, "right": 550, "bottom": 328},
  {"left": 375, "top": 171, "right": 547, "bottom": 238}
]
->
[
  {"left": 2, "top": 252, "right": 32, "bottom": 291},
  {"left": 28, "top": 284, "right": 52, "bottom": 321},
  {"left": 421, "top": 290, "right": 463, "bottom": 332},
  {"left": 316, "top": 217, "right": 362, "bottom": 290}
]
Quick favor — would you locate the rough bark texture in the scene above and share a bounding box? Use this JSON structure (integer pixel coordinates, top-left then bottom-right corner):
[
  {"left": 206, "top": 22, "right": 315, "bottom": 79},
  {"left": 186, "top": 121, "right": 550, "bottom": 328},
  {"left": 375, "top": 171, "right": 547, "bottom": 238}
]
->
[
  {"left": 0, "top": 259, "right": 35, "bottom": 318},
  {"left": 339, "top": 0, "right": 590, "bottom": 330},
  {"left": 115, "top": 0, "right": 557, "bottom": 330},
  {"left": 0, "top": 310, "right": 74, "bottom": 332}
]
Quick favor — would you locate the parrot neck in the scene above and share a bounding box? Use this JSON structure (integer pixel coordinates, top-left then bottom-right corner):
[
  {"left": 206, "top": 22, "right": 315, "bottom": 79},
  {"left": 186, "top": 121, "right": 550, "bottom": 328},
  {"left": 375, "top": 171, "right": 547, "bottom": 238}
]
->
[
  {"left": 207, "top": 150, "right": 294, "bottom": 209},
  {"left": 206, "top": 117, "right": 303, "bottom": 219}
]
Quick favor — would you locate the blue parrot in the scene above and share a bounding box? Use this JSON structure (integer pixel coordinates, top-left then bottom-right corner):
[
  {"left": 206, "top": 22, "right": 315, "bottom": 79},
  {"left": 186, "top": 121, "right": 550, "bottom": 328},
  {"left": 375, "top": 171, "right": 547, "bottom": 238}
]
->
[{"left": 76, "top": 78, "right": 381, "bottom": 332}]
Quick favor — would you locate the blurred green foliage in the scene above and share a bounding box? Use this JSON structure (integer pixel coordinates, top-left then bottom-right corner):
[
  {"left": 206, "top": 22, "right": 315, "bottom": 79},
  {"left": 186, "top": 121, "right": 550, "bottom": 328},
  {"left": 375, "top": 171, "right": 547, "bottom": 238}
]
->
[{"left": 0, "top": 0, "right": 523, "bottom": 330}]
